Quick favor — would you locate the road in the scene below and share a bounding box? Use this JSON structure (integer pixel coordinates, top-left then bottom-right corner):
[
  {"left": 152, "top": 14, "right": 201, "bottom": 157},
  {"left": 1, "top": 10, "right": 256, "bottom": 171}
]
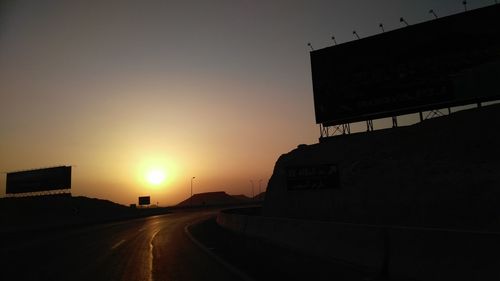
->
[{"left": 0, "top": 210, "right": 244, "bottom": 281}]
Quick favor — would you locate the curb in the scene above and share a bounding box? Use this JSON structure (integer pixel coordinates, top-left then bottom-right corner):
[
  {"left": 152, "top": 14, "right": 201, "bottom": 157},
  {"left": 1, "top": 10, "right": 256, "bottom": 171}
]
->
[{"left": 184, "top": 218, "right": 256, "bottom": 281}]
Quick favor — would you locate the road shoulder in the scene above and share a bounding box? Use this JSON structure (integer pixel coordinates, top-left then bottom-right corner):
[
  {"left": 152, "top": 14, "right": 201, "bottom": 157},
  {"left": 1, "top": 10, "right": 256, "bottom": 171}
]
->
[{"left": 187, "top": 216, "right": 368, "bottom": 281}]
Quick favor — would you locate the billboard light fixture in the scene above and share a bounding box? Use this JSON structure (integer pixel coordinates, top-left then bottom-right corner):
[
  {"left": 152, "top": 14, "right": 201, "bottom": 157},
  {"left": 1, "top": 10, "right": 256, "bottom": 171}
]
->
[
  {"left": 429, "top": 9, "right": 438, "bottom": 19},
  {"left": 331, "top": 36, "right": 337, "bottom": 45},
  {"left": 379, "top": 23, "right": 385, "bottom": 33},
  {"left": 400, "top": 17, "right": 409, "bottom": 26}
]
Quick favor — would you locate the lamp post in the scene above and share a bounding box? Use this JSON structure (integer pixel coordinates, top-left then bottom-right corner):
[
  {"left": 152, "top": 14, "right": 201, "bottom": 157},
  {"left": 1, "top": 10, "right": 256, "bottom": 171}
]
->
[
  {"left": 250, "top": 180, "right": 254, "bottom": 199},
  {"left": 191, "top": 177, "right": 195, "bottom": 197},
  {"left": 258, "top": 179, "right": 263, "bottom": 196}
]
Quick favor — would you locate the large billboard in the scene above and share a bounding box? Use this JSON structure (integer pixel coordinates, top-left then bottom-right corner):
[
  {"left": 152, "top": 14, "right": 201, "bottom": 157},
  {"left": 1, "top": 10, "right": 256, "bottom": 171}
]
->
[
  {"left": 6, "top": 166, "right": 72, "bottom": 194},
  {"left": 311, "top": 4, "right": 500, "bottom": 125}
]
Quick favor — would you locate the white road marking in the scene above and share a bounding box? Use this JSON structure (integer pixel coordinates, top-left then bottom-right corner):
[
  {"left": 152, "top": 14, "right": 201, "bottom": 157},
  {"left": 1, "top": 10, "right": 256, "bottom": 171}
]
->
[
  {"left": 149, "top": 229, "right": 161, "bottom": 281},
  {"left": 111, "top": 239, "right": 126, "bottom": 250}
]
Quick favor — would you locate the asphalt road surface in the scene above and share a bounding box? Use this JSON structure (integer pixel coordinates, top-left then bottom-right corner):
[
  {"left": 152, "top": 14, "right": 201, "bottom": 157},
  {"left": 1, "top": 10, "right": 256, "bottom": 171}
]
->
[{"left": 0, "top": 210, "right": 244, "bottom": 281}]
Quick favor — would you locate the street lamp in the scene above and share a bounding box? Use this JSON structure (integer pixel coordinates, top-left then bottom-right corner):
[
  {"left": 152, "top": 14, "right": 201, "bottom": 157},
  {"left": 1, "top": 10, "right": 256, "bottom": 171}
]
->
[
  {"left": 191, "top": 177, "right": 195, "bottom": 197},
  {"left": 250, "top": 180, "right": 254, "bottom": 199},
  {"left": 258, "top": 179, "right": 263, "bottom": 196}
]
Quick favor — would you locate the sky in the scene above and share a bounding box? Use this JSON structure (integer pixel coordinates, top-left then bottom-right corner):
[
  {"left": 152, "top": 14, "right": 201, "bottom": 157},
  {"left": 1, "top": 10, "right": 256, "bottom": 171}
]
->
[{"left": 0, "top": 0, "right": 496, "bottom": 205}]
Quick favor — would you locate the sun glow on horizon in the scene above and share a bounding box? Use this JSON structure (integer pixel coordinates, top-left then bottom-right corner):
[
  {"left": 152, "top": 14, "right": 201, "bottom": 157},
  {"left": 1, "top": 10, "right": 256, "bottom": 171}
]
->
[
  {"left": 136, "top": 155, "right": 180, "bottom": 190},
  {"left": 146, "top": 169, "right": 166, "bottom": 185}
]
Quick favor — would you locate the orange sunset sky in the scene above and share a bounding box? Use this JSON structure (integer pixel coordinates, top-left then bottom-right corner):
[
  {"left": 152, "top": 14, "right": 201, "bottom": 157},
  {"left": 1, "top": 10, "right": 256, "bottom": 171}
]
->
[{"left": 1, "top": 0, "right": 494, "bottom": 205}]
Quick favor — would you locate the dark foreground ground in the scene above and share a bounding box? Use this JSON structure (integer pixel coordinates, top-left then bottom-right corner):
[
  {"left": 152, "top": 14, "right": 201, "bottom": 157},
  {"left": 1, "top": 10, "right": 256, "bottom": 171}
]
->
[
  {"left": 189, "top": 217, "right": 370, "bottom": 281},
  {"left": 0, "top": 195, "right": 387, "bottom": 280},
  {"left": 0, "top": 209, "right": 378, "bottom": 281},
  {"left": 0, "top": 210, "right": 245, "bottom": 281}
]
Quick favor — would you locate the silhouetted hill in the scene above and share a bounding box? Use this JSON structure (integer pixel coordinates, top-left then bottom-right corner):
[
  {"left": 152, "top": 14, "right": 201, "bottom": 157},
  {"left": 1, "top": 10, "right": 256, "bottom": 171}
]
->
[
  {"left": 0, "top": 195, "right": 168, "bottom": 232},
  {"left": 233, "top": 194, "right": 252, "bottom": 201},
  {"left": 264, "top": 103, "right": 500, "bottom": 231},
  {"left": 177, "top": 191, "right": 251, "bottom": 207},
  {"left": 253, "top": 192, "right": 266, "bottom": 201}
]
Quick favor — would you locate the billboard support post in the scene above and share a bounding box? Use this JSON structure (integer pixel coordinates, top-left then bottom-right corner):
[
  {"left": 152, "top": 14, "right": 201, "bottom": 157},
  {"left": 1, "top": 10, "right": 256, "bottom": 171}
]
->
[
  {"left": 320, "top": 123, "right": 351, "bottom": 138},
  {"left": 366, "top": 120, "right": 374, "bottom": 132},
  {"left": 392, "top": 116, "right": 398, "bottom": 128}
]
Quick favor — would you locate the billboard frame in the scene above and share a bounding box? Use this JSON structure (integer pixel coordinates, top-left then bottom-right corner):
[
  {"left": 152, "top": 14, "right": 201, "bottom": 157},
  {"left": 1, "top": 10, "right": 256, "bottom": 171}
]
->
[
  {"left": 5, "top": 166, "right": 72, "bottom": 195},
  {"left": 138, "top": 196, "right": 151, "bottom": 206},
  {"left": 310, "top": 4, "right": 500, "bottom": 127}
]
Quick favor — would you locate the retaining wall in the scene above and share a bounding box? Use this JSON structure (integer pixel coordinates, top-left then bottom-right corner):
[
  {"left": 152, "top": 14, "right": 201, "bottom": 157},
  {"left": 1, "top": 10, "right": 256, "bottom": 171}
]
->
[{"left": 217, "top": 209, "right": 500, "bottom": 281}]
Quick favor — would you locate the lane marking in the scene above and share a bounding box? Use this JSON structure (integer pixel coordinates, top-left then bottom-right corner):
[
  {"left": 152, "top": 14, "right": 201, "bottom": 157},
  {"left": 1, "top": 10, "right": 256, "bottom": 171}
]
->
[
  {"left": 149, "top": 229, "right": 161, "bottom": 281},
  {"left": 111, "top": 239, "right": 126, "bottom": 250}
]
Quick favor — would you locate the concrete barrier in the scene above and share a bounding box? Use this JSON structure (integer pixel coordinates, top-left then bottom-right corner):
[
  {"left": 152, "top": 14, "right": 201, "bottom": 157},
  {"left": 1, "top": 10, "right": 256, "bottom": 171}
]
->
[
  {"left": 218, "top": 209, "right": 384, "bottom": 274},
  {"left": 217, "top": 209, "right": 500, "bottom": 281},
  {"left": 388, "top": 227, "right": 500, "bottom": 281}
]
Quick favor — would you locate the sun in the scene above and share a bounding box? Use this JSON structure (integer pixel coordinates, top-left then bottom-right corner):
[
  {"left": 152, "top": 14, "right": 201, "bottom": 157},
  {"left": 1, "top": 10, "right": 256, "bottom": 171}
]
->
[
  {"left": 146, "top": 169, "right": 166, "bottom": 185},
  {"left": 137, "top": 156, "right": 178, "bottom": 188}
]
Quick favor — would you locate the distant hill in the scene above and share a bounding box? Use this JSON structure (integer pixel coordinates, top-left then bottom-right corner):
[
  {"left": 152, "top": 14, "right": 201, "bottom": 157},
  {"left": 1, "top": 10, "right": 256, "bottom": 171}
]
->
[
  {"left": 0, "top": 194, "right": 167, "bottom": 232},
  {"left": 253, "top": 192, "right": 266, "bottom": 201},
  {"left": 233, "top": 194, "right": 252, "bottom": 201},
  {"left": 177, "top": 191, "right": 254, "bottom": 207}
]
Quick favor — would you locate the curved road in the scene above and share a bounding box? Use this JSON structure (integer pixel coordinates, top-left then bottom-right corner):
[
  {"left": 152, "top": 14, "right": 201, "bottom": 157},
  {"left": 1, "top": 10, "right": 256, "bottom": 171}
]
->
[{"left": 0, "top": 210, "right": 243, "bottom": 281}]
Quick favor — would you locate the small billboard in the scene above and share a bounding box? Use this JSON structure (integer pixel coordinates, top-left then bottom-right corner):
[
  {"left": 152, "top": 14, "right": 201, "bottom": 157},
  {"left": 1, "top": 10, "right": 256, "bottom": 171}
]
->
[
  {"left": 6, "top": 166, "right": 72, "bottom": 194},
  {"left": 286, "top": 164, "right": 339, "bottom": 191},
  {"left": 138, "top": 196, "right": 151, "bottom": 206}
]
